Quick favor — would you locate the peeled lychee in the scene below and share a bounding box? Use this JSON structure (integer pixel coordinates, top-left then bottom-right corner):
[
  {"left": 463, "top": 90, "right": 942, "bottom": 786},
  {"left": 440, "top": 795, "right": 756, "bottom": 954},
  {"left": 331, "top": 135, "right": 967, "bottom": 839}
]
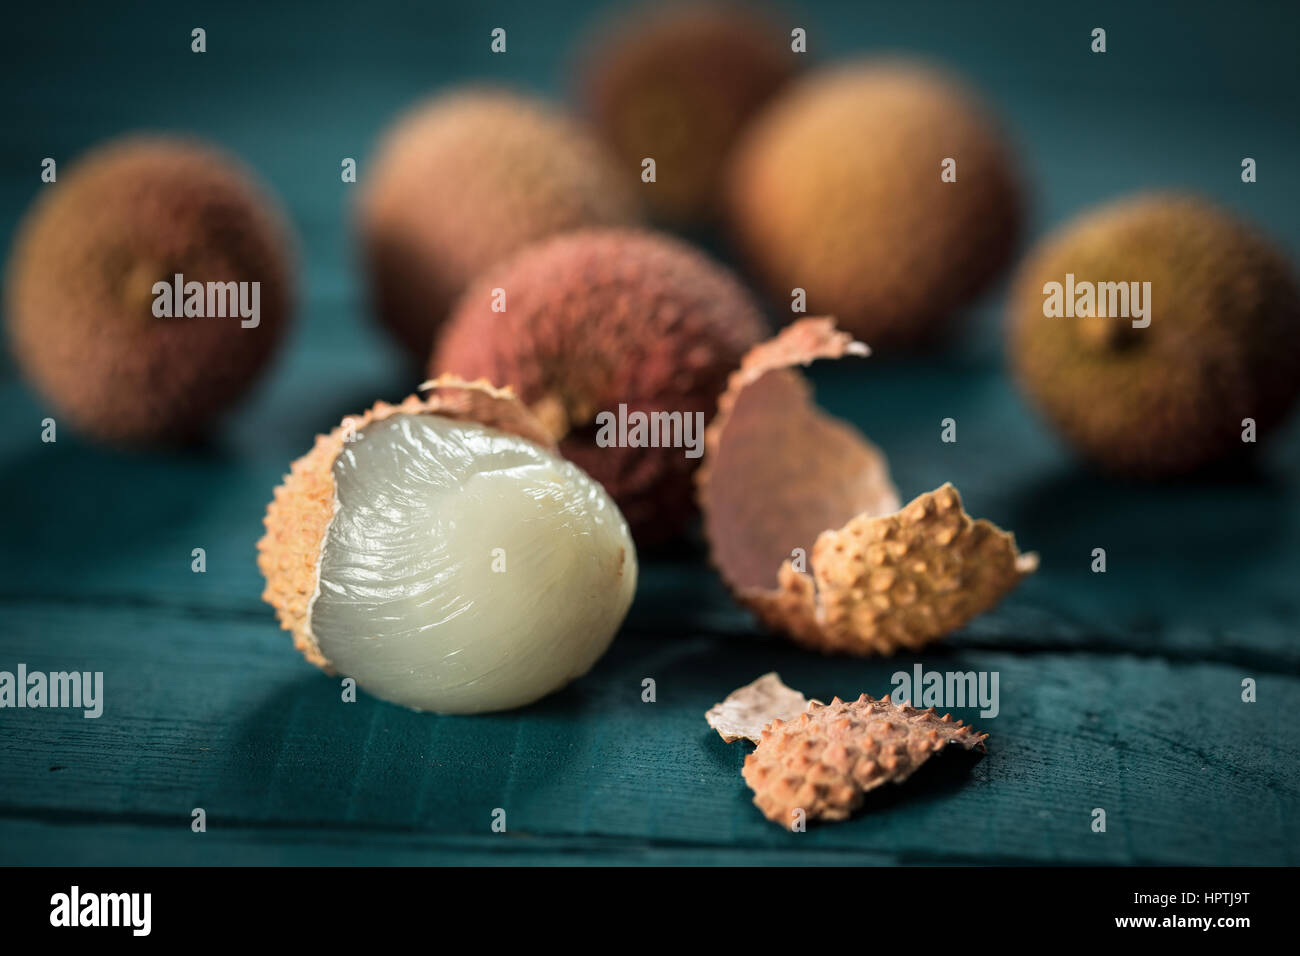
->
[
  {"left": 727, "top": 61, "right": 1023, "bottom": 349},
  {"left": 1008, "top": 194, "right": 1300, "bottom": 476},
  {"left": 4, "top": 136, "right": 294, "bottom": 444},
  {"left": 577, "top": 1, "right": 798, "bottom": 225},
  {"left": 358, "top": 89, "right": 643, "bottom": 357},
  {"left": 257, "top": 380, "right": 636, "bottom": 714},
  {"left": 432, "top": 229, "right": 767, "bottom": 544}
]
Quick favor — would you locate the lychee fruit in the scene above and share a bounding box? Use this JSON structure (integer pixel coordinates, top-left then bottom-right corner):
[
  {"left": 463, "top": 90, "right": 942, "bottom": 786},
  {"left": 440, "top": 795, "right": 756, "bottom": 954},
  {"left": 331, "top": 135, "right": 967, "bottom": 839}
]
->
[
  {"left": 576, "top": 1, "right": 798, "bottom": 225},
  {"left": 4, "top": 136, "right": 295, "bottom": 444},
  {"left": 726, "top": 60, "right": 1023, "bottom": 349},
  {"left": 257, "top": 379, "right": 636, "bottom": 714},
  {"left": 357, "top": 88, "right": 643, "bottom": 357},
  {"left": 432, "top": 228, "right": 767, "bottom": 545},
  {"left": 1008, "top": 194, "right": 1300, "bottom": 476}
]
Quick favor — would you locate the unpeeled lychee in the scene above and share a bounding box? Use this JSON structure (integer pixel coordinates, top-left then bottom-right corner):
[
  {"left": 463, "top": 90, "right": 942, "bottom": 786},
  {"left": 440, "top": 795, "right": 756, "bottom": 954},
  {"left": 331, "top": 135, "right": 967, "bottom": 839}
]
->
[
  {"left": 4, "top": 136, "right": 295, "bottom": 444},
  {"left": 577, "top": 1, "right": 799, "bottom": 225},
  {"left": 358, "top": 89, "right": 643, "bottom": 357},
  {"left": 432, "top": 229, "right": 767, "bottom": 544},
  {"left": 1008, "top": 194, "right": 1300, "bottom": 476},
  {"left": 727, "top": 61, "right": 1023, "bottom": 349}
]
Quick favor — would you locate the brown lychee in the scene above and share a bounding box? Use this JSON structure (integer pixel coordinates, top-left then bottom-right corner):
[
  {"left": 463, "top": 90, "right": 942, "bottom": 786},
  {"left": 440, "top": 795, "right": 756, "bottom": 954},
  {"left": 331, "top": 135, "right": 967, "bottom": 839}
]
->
[
  {"left": 577, "top": 1, "right": 799, "bottom": 225},
  {"left": 727, "top": 60, "right": 1023, "bottom": 349},
  {"left": 357, "top": 88, "right": 643, "bottom": 357},
  {"left": 1008, "top": 193, "right": 1300, "bottom": 476},
  {"left": 4, "top": 136, "right": 294, "bottom": 444},
  {"left": 432, "top": 229, "right": 767, "bottom": 545}
]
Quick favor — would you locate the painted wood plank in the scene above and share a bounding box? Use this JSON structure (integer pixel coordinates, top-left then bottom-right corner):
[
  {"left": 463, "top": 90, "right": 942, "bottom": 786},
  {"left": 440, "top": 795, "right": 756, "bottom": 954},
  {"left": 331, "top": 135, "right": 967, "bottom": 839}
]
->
[{"left": 1, "top": 599, "right": 1295, "bottom": 864}]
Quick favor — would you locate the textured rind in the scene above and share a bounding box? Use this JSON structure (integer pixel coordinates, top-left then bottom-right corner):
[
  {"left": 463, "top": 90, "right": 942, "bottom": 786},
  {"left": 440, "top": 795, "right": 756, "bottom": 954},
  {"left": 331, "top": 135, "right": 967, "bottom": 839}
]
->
[
  {"left": 705, "top": 672, "right": 810, "bottom": 744},
  {"left": 699, "top": 318, "right": 1035, "bottom": 655},
  {"left": 256, "top": 377, "right": 557, "bottom": 670},
  {"left": 1008, "top": 193, "right": 1300, "bottom": 476},
  {"left": 578, "top": 1, "right": 797, "bottom": 224},
  {"left": 4, "top": 136, "right": 294, "bottom": 444},
  {"left": 434, "top": 229, "right": 766, "bottom": 545},
  {"left": 751, "top": 483, "right": 1037, "bottom": 655},
  {"left": 742, "top": 694, "right": 987, "bottom": 829},
  {"left": 697, "top": 317, "right": 899, "bottom": 588},
  {"left": 359, "top": 88, "right": 643, "bottom": 357},
  {"left": 727, "top": 60, "right": 1022, "bottom": 349}
]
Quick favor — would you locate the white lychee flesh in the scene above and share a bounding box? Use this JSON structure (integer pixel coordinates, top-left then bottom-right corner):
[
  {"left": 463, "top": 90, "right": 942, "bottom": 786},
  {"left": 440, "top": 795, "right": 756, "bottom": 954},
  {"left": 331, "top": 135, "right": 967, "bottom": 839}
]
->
[{"left": 309, "top": 413, "right": 636, "bottom": 713}]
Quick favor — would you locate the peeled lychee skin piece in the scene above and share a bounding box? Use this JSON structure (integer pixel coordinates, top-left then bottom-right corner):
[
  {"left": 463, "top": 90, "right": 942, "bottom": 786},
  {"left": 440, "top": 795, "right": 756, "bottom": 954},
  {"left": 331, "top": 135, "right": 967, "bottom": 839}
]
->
[
  {"left": 358, "top": 89, "right": 643, "bottom": 357},
  {"left": 755, "top": 483, "right": 1034, "bottom": 656},
  {"left": 433, "top": 229, "right": 767, "bottom": 544},
  {"left": 1008, "top": 194, "right": 1300, "bottom": 476},
  {"left": 727, "top": 61, "right": 1022, "bottom": 349},
  {"left": 5, "top": 136, "right": 294, "bottom": 444},
  {"left": 742, "top": 694, "right": 987, "bottom": 829}
]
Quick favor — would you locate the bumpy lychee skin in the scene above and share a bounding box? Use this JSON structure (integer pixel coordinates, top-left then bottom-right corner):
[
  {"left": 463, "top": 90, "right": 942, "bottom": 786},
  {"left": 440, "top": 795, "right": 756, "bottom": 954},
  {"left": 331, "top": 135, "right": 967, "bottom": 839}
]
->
[
  {"left": 4, "top": 136, "right": 294, "bottom": 444},
  {"left": 358, "top": 89, "right": 643, "bottom": 357},
  {"left": 1008, "top": 195, "right": 1300, "bottom": 476},
  {"left": 697, "top": 319, "right": 1036, "bottom": 655},
  {"left": 258, "top": 380, "right": 637, "bottom": 715},
  {"left": 742, "top": 694, "right": 987, "bottom": 829},
  {"left": 432, "top": 229, "right": 767, "bottom": 545},
  {"left": 577, "top": 1, "right": 798, "bottom": 225},
  {"left": 727, "top": 61, "right": 1022, "bottom": 349}
]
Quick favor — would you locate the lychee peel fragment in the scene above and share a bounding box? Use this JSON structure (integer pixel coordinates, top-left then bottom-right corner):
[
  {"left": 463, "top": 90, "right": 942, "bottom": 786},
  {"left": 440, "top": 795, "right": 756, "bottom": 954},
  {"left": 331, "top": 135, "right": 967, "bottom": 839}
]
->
[
  {"left": 705, "top": 672, "right": 810, "bottom": 744},
  {"left": 256, "top": 376, "right": 556, "bottom": 670},
  {"left": 698, "top": 317, "right": 1036, "bottom": 655},
  {"left": 742, "top": 693, "right": 987, "bottom": 829}
]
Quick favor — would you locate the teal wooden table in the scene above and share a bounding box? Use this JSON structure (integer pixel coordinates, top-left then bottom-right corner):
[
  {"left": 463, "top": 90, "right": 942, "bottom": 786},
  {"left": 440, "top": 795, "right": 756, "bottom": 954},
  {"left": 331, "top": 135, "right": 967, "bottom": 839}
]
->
[{"left": 1, "top": 0, "right": 1297, "bottom": 865}]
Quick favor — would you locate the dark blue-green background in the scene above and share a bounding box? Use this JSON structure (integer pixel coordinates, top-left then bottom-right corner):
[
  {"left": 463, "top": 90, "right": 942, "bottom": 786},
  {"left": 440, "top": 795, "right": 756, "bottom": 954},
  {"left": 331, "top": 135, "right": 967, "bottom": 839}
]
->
[{"left": 1, "top": 1, "right": 1297, "bottom": 865}]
